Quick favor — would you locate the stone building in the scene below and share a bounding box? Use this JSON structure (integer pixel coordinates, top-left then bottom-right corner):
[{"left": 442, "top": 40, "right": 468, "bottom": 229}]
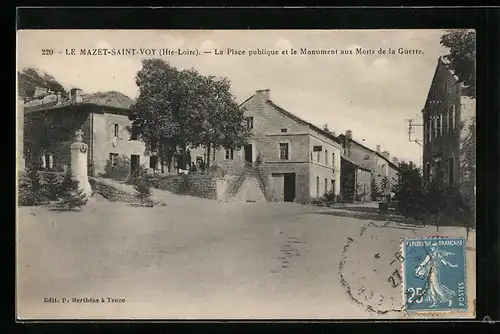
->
[
  {"left": 422, "top": 56, "right": 476, "bottom": 196},
  {"left": 340, "top": 156, "right": 372, "bottom": 202},
  {"left": 338, "top": 131, "right": 400, "bottom": 200},
  {"left": 23, "top": 87, "right": 149, "bottom": 177},
  {"left": 190, "top": 89, "right": 343, "bottom": 203}
]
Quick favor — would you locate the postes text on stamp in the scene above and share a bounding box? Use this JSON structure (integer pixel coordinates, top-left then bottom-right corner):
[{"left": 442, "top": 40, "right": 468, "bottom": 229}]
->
[{"left": 402, "top": 237, "right": 467, "bottom": 313}]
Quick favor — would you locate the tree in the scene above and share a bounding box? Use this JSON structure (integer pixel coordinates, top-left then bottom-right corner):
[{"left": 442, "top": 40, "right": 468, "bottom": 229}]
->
[
  {"left": 59, "top": 169, "right": 88, "bottom": 210},
  {"left": 18, "top": 162, "right": 45, "bottom": 206},
  {"left": 391, "top": 161, "right": 423, "bottom": 216},
  {"left": 18, "top": 67, "right": 68, "bottom": 101},
  {"left": 370, "top": 178, "right": 380, "bottom": 201},
  {"left": 43, "top": 172, "right": 62, "bottom": 201},
  {"left": 133, "top": 178, "right": 153, "bottom": 206},
  {"left": 440, "top": 29, "right": 476, "bottom": 98},
  {"left": 129, "top": 59, "right": 250, "bottom": 171},
  {"left": 380, "top": 176, "right": 390, "bottom": 196}
]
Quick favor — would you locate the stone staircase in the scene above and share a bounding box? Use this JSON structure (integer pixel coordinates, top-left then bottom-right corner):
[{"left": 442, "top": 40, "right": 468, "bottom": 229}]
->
[{"left": 225, "top": 164, "right": 268, "bottom": 203}]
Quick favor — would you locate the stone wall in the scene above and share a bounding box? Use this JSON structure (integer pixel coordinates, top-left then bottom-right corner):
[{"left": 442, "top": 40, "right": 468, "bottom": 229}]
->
[{"left": 146, "top": 174, "right": 221, "bottom": 200}]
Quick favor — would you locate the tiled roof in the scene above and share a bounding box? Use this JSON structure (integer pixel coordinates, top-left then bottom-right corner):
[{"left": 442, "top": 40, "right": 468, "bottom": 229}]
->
[
  {"left": 24, "top": 91, "right": 134, "bottom": 112},
  {"left": 338, "top": 134, "right": 400, "bottom": 172},
  {"left": 341, "top": 156, "right": 372, "bottom": 172},
  {"left": 265, "top": 100, "right": 342, "bottom": 144}
]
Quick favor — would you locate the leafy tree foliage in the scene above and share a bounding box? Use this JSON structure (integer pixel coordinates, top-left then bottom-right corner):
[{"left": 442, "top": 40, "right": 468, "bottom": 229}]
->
[
  {"left": 128, "top": 59, "right": 250, "bottom": 171},
  {"left": 18, "top": 162, "right": 45, "bottom": 206},
  {"left": 370, "top": 178, "right": 380, "bottom": 201},
  {"left": 18, "top": 67, "right": 68, "bottom": 101},
  {"left": 391, "top": 161, "right": 423, "bottom": 216},
  {"left": 440, "top": 29, "right": 476, "bottom": 98},
  {"left": 43, "top": 172, "right": 62, "bottom": 201},
  {"left": 59, "top": 168, "right": 88, "bottom": 210}
]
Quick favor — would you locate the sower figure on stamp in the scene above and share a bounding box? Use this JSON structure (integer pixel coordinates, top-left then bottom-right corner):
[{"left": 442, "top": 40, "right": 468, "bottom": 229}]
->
[{"left": 414, "top": 242, "right": 459, "bottom": 307}]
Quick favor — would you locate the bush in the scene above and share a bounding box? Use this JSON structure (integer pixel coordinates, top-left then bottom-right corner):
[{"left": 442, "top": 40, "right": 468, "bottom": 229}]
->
[
  {"left": 43, "top": 172, "right": 62, "bottom": 201},
  {"left": 311, "top": 190, "right": 337, "bottom": 207},
  {"left": 18, "top": 163, "right": 46, "bottom": 206},
  {"left": 103, "top": 155, "right": 131, "bottom": 181},
  {"left": 133, "top": 177, "right": 153, "bottom": 206},
  {"left": 59, "top": 168, "right": 88, "bottom": 210}
]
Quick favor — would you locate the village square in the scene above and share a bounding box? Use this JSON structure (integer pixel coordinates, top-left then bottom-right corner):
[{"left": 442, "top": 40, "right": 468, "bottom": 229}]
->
[{"left": 16, "top": 29, "right": 476, "bottom": 319}]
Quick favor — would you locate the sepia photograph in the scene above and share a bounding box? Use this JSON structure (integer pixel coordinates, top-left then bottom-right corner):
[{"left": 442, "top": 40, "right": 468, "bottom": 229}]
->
[{"left": 16, "top": 29, "right": 476, "bottom": 320}]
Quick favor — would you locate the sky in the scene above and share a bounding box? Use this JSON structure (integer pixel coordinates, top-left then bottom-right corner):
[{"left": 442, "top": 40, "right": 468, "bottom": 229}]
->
[{"left": 17, "top": 29, "right": 451, "bottom": 165}]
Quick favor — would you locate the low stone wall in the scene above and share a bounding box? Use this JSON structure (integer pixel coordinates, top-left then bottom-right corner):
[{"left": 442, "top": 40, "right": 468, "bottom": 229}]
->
[
  {"left": 89, "top": 178, "right": 138, "bottom": 203},
  {"left": 145, "top": 174, "right": 222, "bottom": 200}
]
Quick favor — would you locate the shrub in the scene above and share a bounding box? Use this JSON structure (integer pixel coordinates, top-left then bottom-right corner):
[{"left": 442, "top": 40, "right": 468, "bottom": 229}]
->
[
  {"left": 103, "top": 155, "right": 131, "bottom": 181},
  {"left": 178, "top": 173, "right": 192, "bottom": 194},
  {"left": 133, "top": 177, "right": 153, "bottom": 206},
  {"left": 43, "top": 172, "right": 62, "bottom": 201},
  {"left": 59, "top": 168, "right": 88, "bottom": 210},
  {"left": 18, "top": 163, "right": 46, "bottom": 206},
  {"left": 370, "top": 178, "right": 380, "bottom": 201}
]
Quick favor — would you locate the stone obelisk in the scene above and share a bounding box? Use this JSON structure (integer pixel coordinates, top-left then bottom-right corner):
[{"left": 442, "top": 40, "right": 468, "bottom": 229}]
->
[{"left": 70, "top": 129, "right": 92, "bottom": 197}]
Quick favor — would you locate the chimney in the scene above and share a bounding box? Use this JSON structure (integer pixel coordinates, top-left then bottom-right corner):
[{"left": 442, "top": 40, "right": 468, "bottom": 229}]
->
[
  {"left": 382, "top": 150, "right": 390, "bottom": 160},
  {"left": 70, "top": 88, "right": 82, "bottom": 103},
  {"left": 323, "top": 124, "right": 330, "bottom": 132},
  {"left": 331, "top": 131, "right": 336, "bottom": 137},
  {"left": 392, "top": 157, "right": 399, "bottom": 165},
  {"left": 345, "top": 129, "right": 353, "bottom": 139},
  {"left": 376, "top": 145, "right": 381, "bottom": 152},
  {"left": 256, "top": 89, "right": 270, "bottom": 101}
]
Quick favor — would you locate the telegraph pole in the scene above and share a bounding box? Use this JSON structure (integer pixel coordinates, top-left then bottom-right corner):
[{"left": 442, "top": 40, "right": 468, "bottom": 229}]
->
[{"left": 405, "top": 117, "right": 424, "bottom": 147}]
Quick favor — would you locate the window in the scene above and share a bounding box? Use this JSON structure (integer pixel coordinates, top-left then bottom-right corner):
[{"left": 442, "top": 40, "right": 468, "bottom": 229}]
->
[
  {"left": 281, "top": 128, "right": 287, "bottom": 133},
  {"left": 429, "top": 119, "right": 433, "bottom": 142},
  {"left": 109, "top": 153, "right": 119, "bottom": 167},
  {"left": 451, "top": 105, "right": 456, "bottom": 129},
  {"left": 245, "top": 117, "right": 254, "bottom": 129},
  {"left": 225, "top": 148, "right": 234, "bottom": 160},
  {"left": 332, "top": 153, "right": 336, "bottom": 167},
  {"left": 112, "top": 123, "right": 119, "bottom": 137},
  {"left": 448, "top": 157, "right": 454, "bottom": 185},
  {"left": 316, "top": 176, "right": 320, "bottom": 197},
  {"left": 423, "top": 122, "right": 427, "bottom": 144},
  {"left": 424, "top": 162, "right": 430, "bottom": 182},
  {"left": 130, "top": 129, "right": 138, "bottom": 141},
  {"left": 437, "top": 114, "right": 442, "bottom": 136},
  {"left": 150, "top": 156, "right": 158, "bottom": 169},
  {"left": 279, "top": 143, "right": 289, "bottom": 160},
  {"left": 331, "top": 179, "right": 335, "bottom": 191},
  {"left": 151, "top": 141, "right": 157, "bottom": 153},
  {"left": 325, "top": 150, "right": 328, "bottom": 166},
  {"left": 433, "top": 116, "right": 438, "bottom": 138},
  {"left": 313, "top": 145, "right": 322, "bottom": 162}
]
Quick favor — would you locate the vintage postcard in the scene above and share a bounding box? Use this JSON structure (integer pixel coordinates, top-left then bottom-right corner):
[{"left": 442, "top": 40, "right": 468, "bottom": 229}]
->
[{"left": 16, "top": 29, "right": 476, "bottom": 320}]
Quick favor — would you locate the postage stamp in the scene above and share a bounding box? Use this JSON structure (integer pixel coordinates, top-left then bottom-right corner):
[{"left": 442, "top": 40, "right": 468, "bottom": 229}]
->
[{"left": 402, "top": 237, "right": 467, "bottom": 313}]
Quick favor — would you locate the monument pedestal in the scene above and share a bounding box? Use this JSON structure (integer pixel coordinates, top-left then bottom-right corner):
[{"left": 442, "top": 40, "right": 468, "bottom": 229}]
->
[{"left": 70, "top": 131, "right": 92, "bottom": 198}]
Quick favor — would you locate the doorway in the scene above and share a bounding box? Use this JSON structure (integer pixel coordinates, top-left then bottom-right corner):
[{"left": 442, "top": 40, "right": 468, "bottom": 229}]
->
[
  {"left": 283, "top": 173, "right": 296, "bottom": 202},
  {"left": 131, "top": 155, "right": 140, "bottom": 175},
  {"left": 244, "top": 144, "right": 253, "bottom": 164}
]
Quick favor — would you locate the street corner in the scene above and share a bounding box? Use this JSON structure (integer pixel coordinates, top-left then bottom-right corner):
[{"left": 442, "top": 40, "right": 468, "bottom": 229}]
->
[{"left": 338, "top": 221, "right": 420, "bottom": 315}]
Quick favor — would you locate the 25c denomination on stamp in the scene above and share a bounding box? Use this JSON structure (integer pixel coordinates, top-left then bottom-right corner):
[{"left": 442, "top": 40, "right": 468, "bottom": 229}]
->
[{"left": 402, "top": 237, "right": 467, "bottom": 314}]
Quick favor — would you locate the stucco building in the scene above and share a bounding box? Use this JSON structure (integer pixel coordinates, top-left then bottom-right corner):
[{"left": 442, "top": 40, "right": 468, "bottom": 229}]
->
[
  {"left": 422, "top": 56, "right": 476, "bottom": 196},
  {"left": 338, "top": 130, "right": 400, "bottom": 200},
  {"left": 190, "top": 89, "right": 343, "bottom": 203},
  {"left": 23, "top": 87, "right": 149, "bottom": 177}
]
